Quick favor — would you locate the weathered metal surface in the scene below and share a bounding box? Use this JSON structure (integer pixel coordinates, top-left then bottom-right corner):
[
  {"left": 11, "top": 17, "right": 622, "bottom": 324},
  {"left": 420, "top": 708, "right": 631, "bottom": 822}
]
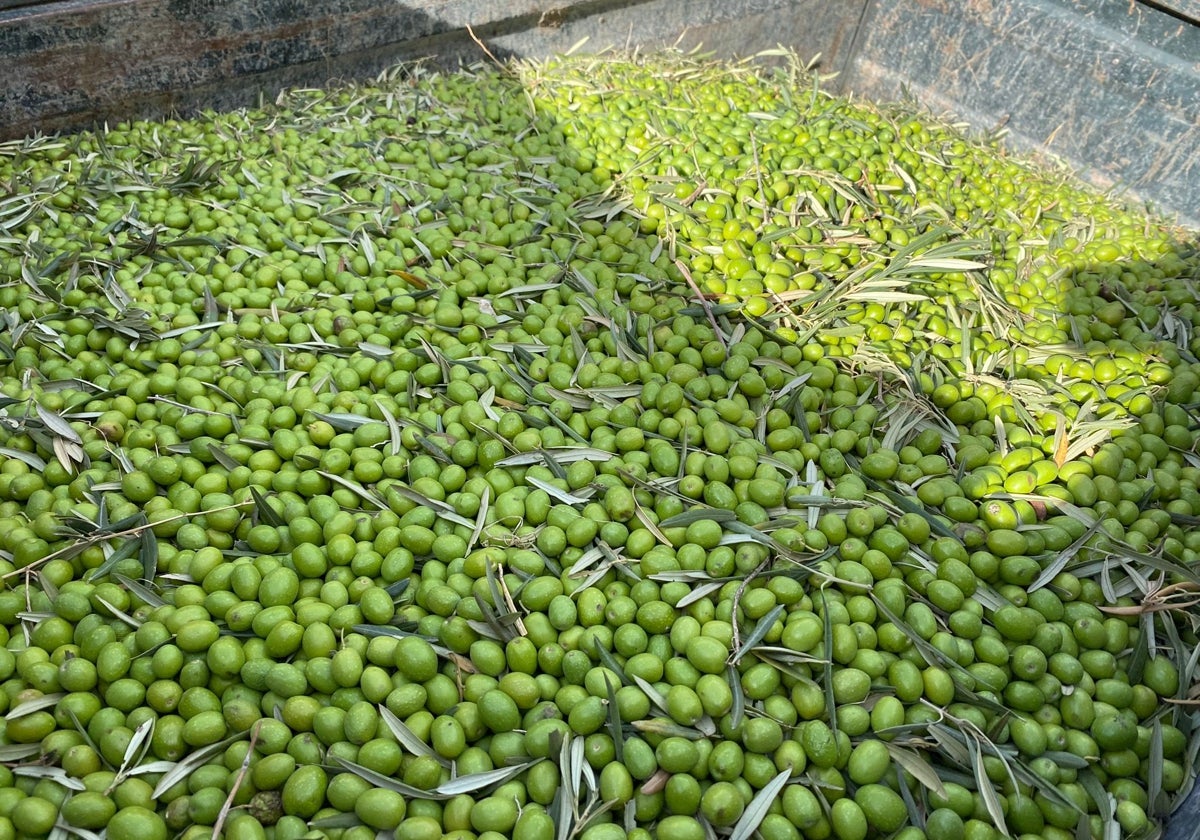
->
[
  {"left": 1152, "top": 0, "right": 1200, "bottom": 26},
  {"left": 0, "top": 0, "right": 863, "bottom": 139},
  {"left": 846, "top": 0, "right": 1200, "bottom": 227},
  {"left": 0, "top": 0, "right": 546, "bottom": 136},
  {"left": 479, "top": 0, "right": 867, "bottom": 77}
]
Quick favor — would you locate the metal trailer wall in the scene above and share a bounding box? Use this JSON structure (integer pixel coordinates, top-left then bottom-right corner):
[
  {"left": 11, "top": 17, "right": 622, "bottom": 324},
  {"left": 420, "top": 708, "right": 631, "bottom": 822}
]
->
[
  {"left": 850, "top": 0, "right": 1199, "bottom": 229},
  {"left": 1, "top": 0, "right": 1198, "bottom": 224}
]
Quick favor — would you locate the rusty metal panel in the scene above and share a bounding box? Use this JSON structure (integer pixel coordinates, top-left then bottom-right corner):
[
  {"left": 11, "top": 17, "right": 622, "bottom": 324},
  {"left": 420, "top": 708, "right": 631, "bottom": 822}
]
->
[{"left": 846, "top": 0, "right": 1200, "bottom": 227}]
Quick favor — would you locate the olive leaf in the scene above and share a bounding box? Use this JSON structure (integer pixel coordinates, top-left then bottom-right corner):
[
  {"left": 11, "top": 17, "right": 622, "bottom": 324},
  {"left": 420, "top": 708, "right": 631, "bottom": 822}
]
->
[
  {"left": 730, "top": 603, "right": 784, "bottom": 665},
  {"left": 318, "top": 470, "right": 387, "bottom": 509},
  {"left": 884, "top": 743, "right": 947, "bottom": 798},
  {"left": 309, "top": 813, "right": 363, "bottom": 829},
  {"left": 631, "top": 718, "right": 705, "bottom": 740},
  {"left": 118, "top": 717, "right": 155, "bottom": 773},
  {"left": 205, "top": 441, "right": 239, "bottom": 470},
  {"left": 151, "top": 730, "right": 249, "bottom": 800},
  {"left": 0, "top": 743, "right": 40, "bottom": 761},
  {"left": 967, "top": 737, "right": 1010, "bottom": 837},
  {"left": 376, "top": 399, "right": 403, "bottom": 456},
  {"left": 113, "top": 572, "right": 166, "bottom": 608},
  {"left": 729, "top": 768, "right": 791, "bottom": 840},
  {"left": 1027, "top": 513, "right": 1107, "bottom": 593},
  {"left": 817, "top": 588, "right": 838, "bottom": 736},
  {"left": 676, "top": 580, "right": 723, "bottom": 609},
  {"left": 434, "top": 759, "right": 543, "bottom": 796},
  {"left": 249, "top": 486, "right": 286, "bottom": 527},
  {"left": 602, "top": 671, "right": 625, "bottom": 764},
  {"left": 308, "top": 411, "right": 378, "bottom": 430},
  {"left": 83, "top": 516, "right": 149, "bottom": 582},
  {"left": 467, "top": 483, "right": 491, "bottom": 551},
  {"left": 139, "top": 530, "right": 158, "bottom": 581},
  {"left": 895, "top": 759, "right": 926, "bottom": 830},
  {"left": 378, "top": 705, "right": 451, "bottom": 768},
  {"left": 53, "top": 820, "right": 103, "bottom": 840},
  {"left": 526, "top": 474, "right": 592, "bottom": 505},
  {"left": 658, "top": 509, "right": 736, "bottom": 529},
  {"left": 6, "top": 692, "right": 65, "bottom": 719},
  {"left": 94, "top": 595, "right": 142, "bottom": 628},
  {"left": 13, "top": 764, "right": 86, "bottom": 790},
  {"left": 1149, "top": 719, "right": 1169, "bottom": 817},
  {"left": 36, "top": 403, "right": 82, "bottom": 443},
  {"left": 728, "top": 663, "right": 747, "bottom": 728},
  {"left": 631, "top": 676, "right": 669, "bottom": 716},
  {"left": 384, "top": 482, "right": 474, "bottom": 527},
  {"left": 593, "top": 640, "right": 631, "bottom": 688},
  {"left": 501, "top": 446, "right": 614, "bottom": 465},
  {"left": 333, "top": 754, "right": 452, "bottom": 799},
  {"left": 0, "top": 445, "right": 46, "bottom": 470},
  {"left": 556, "top": 735, "right": 575, "bottom": 840}
]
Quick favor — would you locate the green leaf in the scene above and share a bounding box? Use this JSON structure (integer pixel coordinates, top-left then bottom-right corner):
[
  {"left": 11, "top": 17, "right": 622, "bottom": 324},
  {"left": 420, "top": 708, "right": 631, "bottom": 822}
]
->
[
  {"left": 818, "top": 589, "right": 838, "bottom": 737},
  {"left": 434, "top": 760, "right": 542, "bottom": 796},
  {"left": 730, "top": 604, "right": 784, "bottom": 665},
  {"left": 968, "top": 738, "right": 1010, "bottom": 837},
  {"left": 384, "top": 482, "right": 474, "bottom": 526},
  {"left": 0, "top": 446, "right": 46, "bottom": 470},
  {"left": 0, "top": 744, "right": 40, "bottom": 761},
  {"left": 728, "top": 663, "right": 746, "bottom": 729},
  {"left": 206, "top": 441, "right": 239, "bottom": 471},
  {"left": 593, "top": 638, "right": 632, "bottom": 687},
  {"left": 1148, "top": 718, "right": 1165, "bottom": 816},
  {"left": 318, "top": 471, "right": 387, "bottom": 510},
  {"left": 377, "top": 400, "right": 403, "bottom": 457},
  {"left": 152, "top": 730, "right": 249, "bottom": 799},
  {"left": 603, "top": 672, "right": 624, "bottom": 765},
  {"left": 378, "top": 705, "right": 451, "bottom": 768},
  {"left": 13, "top": 764, "right": 86, "bottom": 791},
  {"left": 54, "top": 819, "right": 103, "bottom": 840},
  {"left": 309, "top": 411, "right": 378, "bottom": 430},
  {"left": 632, "top": 676, "right": 670, "bottom": 716},
  {"left": 139, "top": 530, "right": 158, "bottom": 581},
  {"left": 885, "top": 743, "right": 946, "bottom": 798},
  {"left": 83, "top": 530, "right": 144, "bottom": 582},
  {"left": 729, "top": 768, "right": 791, "bottom": 840},
  {"left": 114, "top": 573, "right": 167, "bottom": 608},
  {"left": 94, "top": 595, "right": 142, "bottom": 628},
  {"left": 630, "top": 718, "right": 706, "bottom": 740},
  {"left": 658, "top": 509, "right": 736, "bottom": 529},
  {"left": 118, "top": 717, "right": 155, "bottom": 774},
  {"left": 468, "top": 483, "right": 490, "bottom": 551},
  {"left": 527, "top": 475, "right": 592, "bottom": 505},
  {"left": 36, "top": 403, "right": 82, "bottom": 443},
  {"left": 249, "top": 487, "right": 286, "bottom": 527},
  {"left": 334, "top": 754, "right": 451, "bottom": 799},
  {"left": 1028, "top": 514, "right": 1106, "bottom": 593},
  {"left": 309, "top": 813, "right": 363, "bottom": 829}
]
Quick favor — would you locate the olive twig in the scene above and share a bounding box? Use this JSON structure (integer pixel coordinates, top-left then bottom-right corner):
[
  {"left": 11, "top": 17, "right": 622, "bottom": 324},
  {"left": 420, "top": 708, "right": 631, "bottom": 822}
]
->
[{"left": 211, "top": 719, "right": 261, "bottom": 838}]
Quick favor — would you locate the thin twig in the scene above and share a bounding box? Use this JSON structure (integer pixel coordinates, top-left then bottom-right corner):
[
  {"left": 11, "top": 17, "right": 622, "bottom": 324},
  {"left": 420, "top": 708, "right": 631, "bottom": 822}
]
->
[
  {"left": 729, "top": 552, "right": 773, "bottom": 659},
  {"left": 466, "top": 25, "right": 503, "bottom": 68},
  {"left": 212, "top": 721, "right": 262, "bottom": 838},
  {"left": 674, "top": 257, "right": 726, "bottom": 349}
]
